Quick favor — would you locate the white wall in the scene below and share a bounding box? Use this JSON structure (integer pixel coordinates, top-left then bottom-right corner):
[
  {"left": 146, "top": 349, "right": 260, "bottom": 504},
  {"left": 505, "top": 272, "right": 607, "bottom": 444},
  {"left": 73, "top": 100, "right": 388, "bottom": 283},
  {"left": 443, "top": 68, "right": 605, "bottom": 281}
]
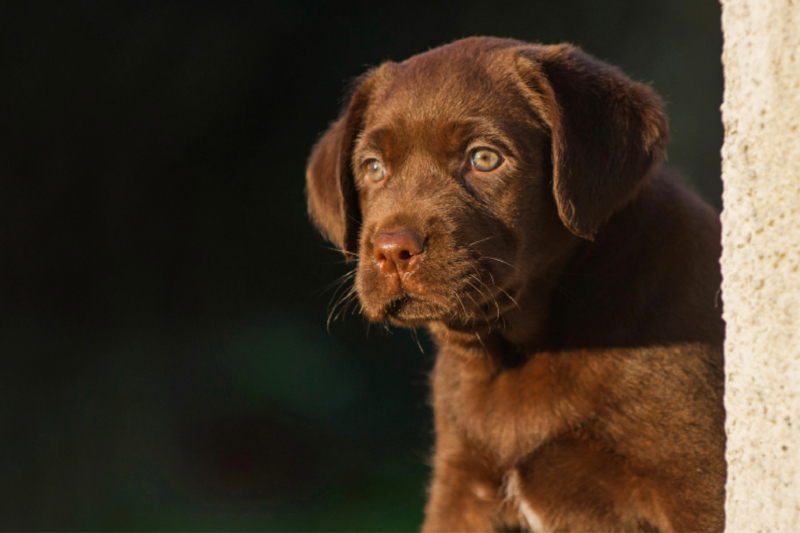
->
[{"left": 720, "top": 0, "right": 800, "bottom": 529}]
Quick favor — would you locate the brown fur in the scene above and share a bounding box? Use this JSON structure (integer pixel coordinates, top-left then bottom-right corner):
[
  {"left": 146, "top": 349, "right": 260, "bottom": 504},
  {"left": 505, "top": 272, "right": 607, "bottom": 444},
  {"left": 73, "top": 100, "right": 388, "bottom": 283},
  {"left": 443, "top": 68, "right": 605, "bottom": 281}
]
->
[{"left": 306, "top": 37, "right": 725, "bottom": 532}]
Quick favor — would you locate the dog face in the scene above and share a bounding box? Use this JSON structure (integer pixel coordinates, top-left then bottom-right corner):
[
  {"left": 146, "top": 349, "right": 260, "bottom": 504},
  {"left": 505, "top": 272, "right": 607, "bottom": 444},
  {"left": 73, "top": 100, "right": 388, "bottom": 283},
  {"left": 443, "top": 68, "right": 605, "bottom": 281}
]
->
[
  {"left": 307, "top": 37, "right": 668, "bottom": 330},
  {"left": 348, "top": 45, "right": 568, "bottom": 328}
]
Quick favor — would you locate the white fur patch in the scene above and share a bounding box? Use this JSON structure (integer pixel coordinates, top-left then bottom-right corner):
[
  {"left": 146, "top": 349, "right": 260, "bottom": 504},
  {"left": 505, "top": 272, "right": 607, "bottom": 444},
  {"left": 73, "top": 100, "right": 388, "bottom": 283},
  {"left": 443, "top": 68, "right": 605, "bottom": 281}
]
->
[
  {"left": 519, "top": 500, "right": 546, "bottom": 533},
  {"left": 505, "top": 470, "right": 547, "bottom": 533}
]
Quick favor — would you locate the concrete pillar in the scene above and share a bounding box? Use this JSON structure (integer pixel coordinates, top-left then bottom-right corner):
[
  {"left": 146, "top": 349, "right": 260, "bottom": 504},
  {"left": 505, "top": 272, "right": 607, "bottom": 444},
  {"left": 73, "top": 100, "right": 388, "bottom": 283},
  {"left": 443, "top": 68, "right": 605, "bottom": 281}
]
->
[{"left": 720, "top": 0, "right": 800, "bottom": 530}]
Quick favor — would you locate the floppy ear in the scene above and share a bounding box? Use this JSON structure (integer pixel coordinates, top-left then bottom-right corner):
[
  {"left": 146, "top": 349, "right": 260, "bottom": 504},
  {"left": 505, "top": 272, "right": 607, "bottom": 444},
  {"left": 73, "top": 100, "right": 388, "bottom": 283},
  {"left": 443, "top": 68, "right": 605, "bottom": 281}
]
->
[
  {"left": 516, "top": 44, "right": 669, "bottom": 239},
  {"left": 306, "top": 67, "right": 389, "bottom": 259}
]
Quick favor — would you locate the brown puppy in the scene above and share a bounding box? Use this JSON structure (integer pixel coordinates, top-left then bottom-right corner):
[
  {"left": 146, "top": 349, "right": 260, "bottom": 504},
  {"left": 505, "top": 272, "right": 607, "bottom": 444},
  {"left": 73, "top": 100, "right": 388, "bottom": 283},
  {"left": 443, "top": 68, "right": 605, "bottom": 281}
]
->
[{"left": 306, "top": 37, "right": 725, "bottom": 532}]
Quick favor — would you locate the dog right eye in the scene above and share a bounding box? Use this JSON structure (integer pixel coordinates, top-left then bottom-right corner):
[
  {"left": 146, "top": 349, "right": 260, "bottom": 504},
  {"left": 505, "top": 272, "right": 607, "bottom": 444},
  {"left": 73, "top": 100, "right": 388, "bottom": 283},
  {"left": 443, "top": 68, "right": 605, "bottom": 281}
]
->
[
  {"left": 470, "top": 148, "right": 503, "bottom": 172},
  {"left": 364, "top": 159, "right": 386, "bottom": 182}
]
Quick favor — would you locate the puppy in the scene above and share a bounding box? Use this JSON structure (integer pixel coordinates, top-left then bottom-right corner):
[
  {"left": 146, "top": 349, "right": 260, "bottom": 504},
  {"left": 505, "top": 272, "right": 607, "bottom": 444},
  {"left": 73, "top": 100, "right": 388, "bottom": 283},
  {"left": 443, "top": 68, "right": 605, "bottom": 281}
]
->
[{"left": 306, "top": 37, "right": 725, "bottom": 532}]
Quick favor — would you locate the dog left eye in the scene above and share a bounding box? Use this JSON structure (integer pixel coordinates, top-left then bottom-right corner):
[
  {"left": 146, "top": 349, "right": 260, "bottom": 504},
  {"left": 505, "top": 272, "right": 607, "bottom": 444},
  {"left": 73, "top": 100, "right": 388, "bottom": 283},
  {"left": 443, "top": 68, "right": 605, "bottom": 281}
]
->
[
  {"left": 364, "top": 159, "right": 386, "bottom": 182},
  {"left": 470, "top": 149, "right": 502, "bottom": 172}
]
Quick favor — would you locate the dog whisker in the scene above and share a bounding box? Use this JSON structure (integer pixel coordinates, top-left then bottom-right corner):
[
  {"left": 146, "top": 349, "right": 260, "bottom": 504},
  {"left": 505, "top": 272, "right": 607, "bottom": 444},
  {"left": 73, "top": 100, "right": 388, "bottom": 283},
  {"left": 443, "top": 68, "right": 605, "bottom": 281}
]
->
[
  {"left": 327, "top": 285, "right": 357, "bottom": 330},
  {"left": 333, "top": 290, "right": 359, "bottom": 323},
  {"left": 326, "top": 276, "right": 354, "bottom": 311},
  {"left": 470, "top": 266, "right": 521, "bottom": 313},
  {"left": 330, "top": 257, "right": 360, "bottom": 265},
  {"left": 494, "top": 286, "right": 521, "bottom": 311},
  {"left": 453, "top": 292, "right": 469, "bottom": 326},
  {"left": 463, "top": 282, "right": 491, "bottom": 325},
  {"left": 482, "top": 256, "right": 518, "bottom": 271},
  {"left": 469, "top": 273, "right": 502, "bottom": 320},
  {"left": 466, "top": 235, "right": 498, "bottom": 248},
  {"left": 473, "top": 331, "right": 488, "bottom": 355},
  {"left": 321, "top": 269, "right": 356, "bottom": 294},
  {"left": 464, "top": 279, "right": 496, "bottom": 326},
  {"left": 410, "top": 328, "right": 425, "bottom": 354},
  {"left": 322, "top": 244, "right": 361, "bottom": 258}
]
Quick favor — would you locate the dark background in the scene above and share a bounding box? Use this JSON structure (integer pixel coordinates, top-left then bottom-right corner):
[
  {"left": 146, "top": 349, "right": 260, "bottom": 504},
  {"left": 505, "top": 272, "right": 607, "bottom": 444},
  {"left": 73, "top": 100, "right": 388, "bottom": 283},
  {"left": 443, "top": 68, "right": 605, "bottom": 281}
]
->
[{"left": 0, "top": 1, "right": 723, "bottom": 530}]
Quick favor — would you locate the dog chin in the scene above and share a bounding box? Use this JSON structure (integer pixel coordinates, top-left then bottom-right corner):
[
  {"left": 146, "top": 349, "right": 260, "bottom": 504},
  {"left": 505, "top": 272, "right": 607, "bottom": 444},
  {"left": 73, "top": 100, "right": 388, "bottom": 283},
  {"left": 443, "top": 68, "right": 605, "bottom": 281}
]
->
[{"left": 368, "top": 294, "right": 451, "bottom": 327}]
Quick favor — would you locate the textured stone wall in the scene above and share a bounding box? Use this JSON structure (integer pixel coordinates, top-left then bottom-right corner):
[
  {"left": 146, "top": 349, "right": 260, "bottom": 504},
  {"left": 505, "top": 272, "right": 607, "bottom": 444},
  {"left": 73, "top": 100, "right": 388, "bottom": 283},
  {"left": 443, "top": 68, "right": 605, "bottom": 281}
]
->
[{"left": 720, "top": 0, "right": 800, "bottom": 530}]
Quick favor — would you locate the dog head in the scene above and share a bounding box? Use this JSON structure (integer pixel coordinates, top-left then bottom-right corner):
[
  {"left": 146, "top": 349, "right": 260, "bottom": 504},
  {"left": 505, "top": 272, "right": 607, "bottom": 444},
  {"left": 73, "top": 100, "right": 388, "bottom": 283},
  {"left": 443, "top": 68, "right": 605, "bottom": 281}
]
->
[{"left": 307, "top": 37, "right": 668, "bottom": 329}]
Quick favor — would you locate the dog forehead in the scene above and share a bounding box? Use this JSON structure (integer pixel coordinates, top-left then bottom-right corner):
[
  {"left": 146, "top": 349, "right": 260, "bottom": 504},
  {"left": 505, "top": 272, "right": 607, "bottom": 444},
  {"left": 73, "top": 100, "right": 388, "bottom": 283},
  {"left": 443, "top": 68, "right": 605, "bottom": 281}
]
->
[
  {"left": 360, "top": 45, "right": 529, "bottom": 148},
  {"left": 386, "top": 44, "right": 513, "bottom": 114}
]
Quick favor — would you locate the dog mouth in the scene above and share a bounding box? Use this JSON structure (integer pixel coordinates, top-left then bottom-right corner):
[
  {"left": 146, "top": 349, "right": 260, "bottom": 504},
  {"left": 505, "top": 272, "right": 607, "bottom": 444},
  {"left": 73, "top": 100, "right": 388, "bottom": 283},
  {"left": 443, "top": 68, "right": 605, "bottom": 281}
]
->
[{"left": 374, "top": 281, "right": 519, "bottom": 329}]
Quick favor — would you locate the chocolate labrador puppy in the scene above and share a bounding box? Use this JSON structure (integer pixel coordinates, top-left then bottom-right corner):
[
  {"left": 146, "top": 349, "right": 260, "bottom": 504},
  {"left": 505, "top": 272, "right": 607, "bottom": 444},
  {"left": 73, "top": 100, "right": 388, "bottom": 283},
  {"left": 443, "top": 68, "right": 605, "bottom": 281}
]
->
[{"left": 306, "top": 37, "right": 724, "bottom": 532}]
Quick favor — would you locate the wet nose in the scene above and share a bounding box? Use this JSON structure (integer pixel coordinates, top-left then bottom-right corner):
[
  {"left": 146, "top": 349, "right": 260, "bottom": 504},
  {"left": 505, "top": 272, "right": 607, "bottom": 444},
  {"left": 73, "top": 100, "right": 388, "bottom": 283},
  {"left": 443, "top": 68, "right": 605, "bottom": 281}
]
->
[{"left": 373, "top": 230, "right": 424, "bottom": 278}]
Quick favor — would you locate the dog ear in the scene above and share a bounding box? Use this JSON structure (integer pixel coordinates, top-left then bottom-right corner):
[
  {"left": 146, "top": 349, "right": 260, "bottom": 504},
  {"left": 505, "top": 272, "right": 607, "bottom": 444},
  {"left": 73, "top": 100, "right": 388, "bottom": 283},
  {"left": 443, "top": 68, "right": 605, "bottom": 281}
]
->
[
  {"left": 306, "top": 66, "right": 392, "bottom": 259},
  {"left": 516, "top": 44, "right": 669, "bottom": 240}
]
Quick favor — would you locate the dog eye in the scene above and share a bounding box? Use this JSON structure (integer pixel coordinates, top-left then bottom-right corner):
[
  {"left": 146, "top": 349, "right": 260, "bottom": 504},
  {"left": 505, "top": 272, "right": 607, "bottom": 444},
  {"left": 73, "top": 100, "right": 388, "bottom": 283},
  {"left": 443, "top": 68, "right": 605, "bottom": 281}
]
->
[
  {"left": 364, "top": 159, "right": 386, "bottom": 182},
  {"left": 470, "top": 149, "right": 502, "bottom": 172}
]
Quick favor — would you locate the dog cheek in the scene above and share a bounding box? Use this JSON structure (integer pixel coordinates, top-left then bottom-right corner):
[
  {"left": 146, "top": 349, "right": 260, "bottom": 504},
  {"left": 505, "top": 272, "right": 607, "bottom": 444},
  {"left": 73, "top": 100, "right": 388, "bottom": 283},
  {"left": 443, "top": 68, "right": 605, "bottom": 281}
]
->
[{"left": 354, "top": 268, "right": 380, "bottom": 321}]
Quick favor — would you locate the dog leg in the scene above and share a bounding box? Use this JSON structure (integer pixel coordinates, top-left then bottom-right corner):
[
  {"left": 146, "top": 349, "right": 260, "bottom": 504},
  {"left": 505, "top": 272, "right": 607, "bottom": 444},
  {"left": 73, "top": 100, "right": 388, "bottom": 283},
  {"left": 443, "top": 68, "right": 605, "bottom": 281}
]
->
[{"left": 422, "top": 430, "right": 520, "bottom": 532}]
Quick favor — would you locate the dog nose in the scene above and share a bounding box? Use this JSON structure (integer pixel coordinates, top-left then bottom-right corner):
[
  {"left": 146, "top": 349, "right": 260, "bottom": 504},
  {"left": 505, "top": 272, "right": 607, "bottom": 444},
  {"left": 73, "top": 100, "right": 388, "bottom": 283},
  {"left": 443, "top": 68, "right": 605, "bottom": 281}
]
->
[{"left": 373, "top": 230, "right": 424, "bottom": 277}]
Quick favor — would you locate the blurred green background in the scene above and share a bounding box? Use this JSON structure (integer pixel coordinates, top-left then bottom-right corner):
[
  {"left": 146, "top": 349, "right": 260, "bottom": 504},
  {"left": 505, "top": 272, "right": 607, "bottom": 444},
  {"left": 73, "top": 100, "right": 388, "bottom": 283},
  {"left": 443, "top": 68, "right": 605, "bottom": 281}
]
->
[{"left": 0, "top": 1, "right": 723, "bottom": 530}]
